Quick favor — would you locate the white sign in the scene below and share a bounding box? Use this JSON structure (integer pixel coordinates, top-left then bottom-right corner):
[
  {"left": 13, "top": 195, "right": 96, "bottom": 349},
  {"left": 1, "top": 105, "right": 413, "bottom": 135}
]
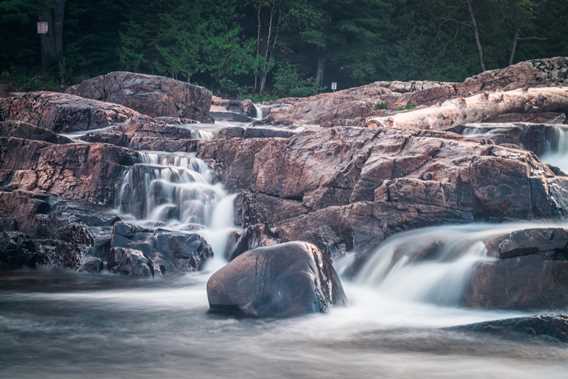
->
[
  {"left": 37, "top": 21, "right": 49, "bottom": 34},
  {"left": 331, "top": 82, "right": 338, "bottom": 91}
]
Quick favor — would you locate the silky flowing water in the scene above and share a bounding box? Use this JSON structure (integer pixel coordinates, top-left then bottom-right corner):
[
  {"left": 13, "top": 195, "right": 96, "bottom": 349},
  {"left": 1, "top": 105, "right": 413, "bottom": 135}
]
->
[{"left": 2, "top": 122, "right": 568, "bottom": 378}]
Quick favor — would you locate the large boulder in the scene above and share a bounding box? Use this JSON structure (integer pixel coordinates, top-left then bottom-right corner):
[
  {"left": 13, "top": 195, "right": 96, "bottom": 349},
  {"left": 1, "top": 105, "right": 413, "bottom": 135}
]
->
[
  {"left": 0, "top": 137, "right": 139, "bottom": 205},
  {"left": 464, "top": 227, "right": 568, "bottom": 310},
  {"left": 66, "top": 71, "right": 213, "bottom": 122},
  {"left": 198, "top": 126, "right": 568, "bottom": 256},
  {"left": 0, "top": 91, "right": 143, "bottom": 133},
  {"left": 207, "top": 241, "right": 347, "bottom": 318}
]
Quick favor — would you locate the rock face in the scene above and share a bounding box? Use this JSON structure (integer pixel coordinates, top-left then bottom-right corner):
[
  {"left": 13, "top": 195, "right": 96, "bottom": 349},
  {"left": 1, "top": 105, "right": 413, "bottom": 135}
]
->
[
  {"left": 464, "top": 227, "right": 568, "bottom": 310},
  {"left": 263, "top": 57, "right": 568, "bottom": 126},
  {"left": 451, "top": 314, "right": 568, "bottom": 343},
  {"left": 0, "top": 91, "right": 143, "bottom": 133},
  {"left": 0, "top": 190, "right": 105, "bottom": 271},
  {"left": 198, "top": 126, "right": 568, "bottom": 255},
  {"left": 66, "top": 71, "right": 213, "bottom": 122},
  {"left": 0, "top": 137, "right": 139, "bottom": 205},
  {"left": 207, "top": 241, "right": 346, "bottom": 317}
]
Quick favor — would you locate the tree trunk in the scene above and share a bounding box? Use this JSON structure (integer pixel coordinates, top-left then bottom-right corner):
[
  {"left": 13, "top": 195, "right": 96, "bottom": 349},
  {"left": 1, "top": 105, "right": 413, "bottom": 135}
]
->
[
  {"left": 315, "top": 56, "right": 326, "bottom": 90},
  {"left": 466, "top": 0, "right": 486, "bottom": 72},
  {"left": 39, "top": 8, "right": 55, "bottom": 72},
  {"left": 254, "top": 5, "right": 262, "bottom": 92},
  {"left": 509, "top": 28, "right": 520, "bottom": 66},
  {"left": 259, "top": 2, "right": 276, "bottom": 95},
  {"left": 54, "top": 0, "right": 65, "bottom": 58},
  {"left": 366, "top": 87, "right": 568, "bottom": 130}
]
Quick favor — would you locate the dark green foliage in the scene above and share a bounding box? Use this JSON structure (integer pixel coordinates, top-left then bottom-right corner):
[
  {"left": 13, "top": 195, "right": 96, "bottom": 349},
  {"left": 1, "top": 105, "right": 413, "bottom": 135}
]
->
[{"left": 0, "top": 0, "right": 566, "bottom": 96}]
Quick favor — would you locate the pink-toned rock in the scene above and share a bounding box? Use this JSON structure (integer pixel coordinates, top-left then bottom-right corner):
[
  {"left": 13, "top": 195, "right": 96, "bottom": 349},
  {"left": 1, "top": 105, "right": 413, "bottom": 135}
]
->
[
  {"left": 0, "top": 91, "right": 143, "bottom": 133},
  {"left": 67, "top": 71, "right": 212, "bottom": 122}
]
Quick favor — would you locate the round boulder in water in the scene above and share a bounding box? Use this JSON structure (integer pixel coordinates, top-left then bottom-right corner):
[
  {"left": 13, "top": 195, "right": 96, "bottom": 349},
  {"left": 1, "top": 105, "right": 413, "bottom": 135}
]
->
[{"left": 207, "top": 241, "right": 347, "bottom": 318}]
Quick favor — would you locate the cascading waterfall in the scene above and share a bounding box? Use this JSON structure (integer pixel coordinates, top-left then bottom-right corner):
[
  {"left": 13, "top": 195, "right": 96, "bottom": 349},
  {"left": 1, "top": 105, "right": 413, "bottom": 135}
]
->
[
  {"left": 116, "top": 151, "right": 239, "bottom": 261},
  {"left": 253, "top": 104, "right": 263, "bottom": 121},
  {"left": 354, "top": 222, "right": 561, "bottom": 307},
  {"left": 541, "top": 126, "right": 568, "bottom": 172}
]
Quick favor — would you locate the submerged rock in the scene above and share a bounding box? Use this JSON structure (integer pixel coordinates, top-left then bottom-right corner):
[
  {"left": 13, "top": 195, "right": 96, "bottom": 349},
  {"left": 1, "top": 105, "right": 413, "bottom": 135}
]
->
[
  {"left": 107, "top": 247, "right": 155, "bottom": 277},
  {"left": 207, "top": 241, "right": 347, "bottom": 318},
  {"left": 450, "top": 314, "right": 568, "bottom": 343},
  {"left": 66, "top": 71, "right": 212, "bottom": 122}
]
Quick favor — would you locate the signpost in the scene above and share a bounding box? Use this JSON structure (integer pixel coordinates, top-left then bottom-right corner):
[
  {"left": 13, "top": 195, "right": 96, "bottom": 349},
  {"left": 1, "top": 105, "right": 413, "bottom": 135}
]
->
[
  {"left": 37, "top": 21, "right": 49, "bottom": 35},
  {"left": 331, "top": 82, "right": 338, "bottom": 92}
]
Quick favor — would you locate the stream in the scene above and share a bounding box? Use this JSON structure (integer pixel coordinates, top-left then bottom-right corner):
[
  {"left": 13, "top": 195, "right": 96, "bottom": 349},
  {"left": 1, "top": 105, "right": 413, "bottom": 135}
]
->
[{"left": 1, "top": 122, "right": 568, "bottom": 378}]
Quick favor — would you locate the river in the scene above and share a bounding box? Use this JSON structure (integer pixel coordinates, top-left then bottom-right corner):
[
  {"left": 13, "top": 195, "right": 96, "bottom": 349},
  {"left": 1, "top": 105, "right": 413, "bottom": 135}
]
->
[{"left": 2, "top": 122, "right": 568, "bottom": 378}]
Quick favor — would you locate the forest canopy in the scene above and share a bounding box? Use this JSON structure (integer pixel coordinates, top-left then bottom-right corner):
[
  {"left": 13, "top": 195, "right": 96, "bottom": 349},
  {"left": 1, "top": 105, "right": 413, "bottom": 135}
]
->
[{"left": 1, "top": 0, "right": 567, "bottom": 98}]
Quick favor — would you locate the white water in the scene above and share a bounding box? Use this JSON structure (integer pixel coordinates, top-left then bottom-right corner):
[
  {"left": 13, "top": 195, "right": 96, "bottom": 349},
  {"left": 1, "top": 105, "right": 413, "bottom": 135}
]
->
[
  {"left": 354, "top": 221, "right": 566, "bottom": 307},
  {"left": 253, "top": 103, "right": 263, "bottom": 121},
  {"left": 116, "top": 151, "right": 239, "bottom": 259},
  {"left": 541, "top": 126, "right": 568, "bottom": 172}
]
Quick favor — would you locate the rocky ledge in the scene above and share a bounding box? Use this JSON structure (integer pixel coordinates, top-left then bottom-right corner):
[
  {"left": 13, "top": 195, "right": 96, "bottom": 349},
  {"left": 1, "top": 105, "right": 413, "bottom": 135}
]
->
[
  {"left": 66, "top": 71, "right": 213, "bottom": 122},
  {"left": 198, "top": 126, "right": 568, "bottom": 256}
]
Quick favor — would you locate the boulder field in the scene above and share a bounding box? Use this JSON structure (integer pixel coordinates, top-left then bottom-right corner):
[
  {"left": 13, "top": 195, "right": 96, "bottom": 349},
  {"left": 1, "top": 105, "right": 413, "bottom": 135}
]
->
[{"left": 2, "top": 60, "right": 568, "bottom": 317}]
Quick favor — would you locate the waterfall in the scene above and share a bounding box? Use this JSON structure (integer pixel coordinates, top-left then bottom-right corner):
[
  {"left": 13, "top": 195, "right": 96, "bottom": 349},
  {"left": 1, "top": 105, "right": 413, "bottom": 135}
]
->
[
  {"left": 541, "top": 126, "right": 568, "bottom": 172},
  {"left": 116, "top": 151, "right": 239, "bottom": 259},
  {"left": 354, "top": 222, "right": 557, "bottom": 307},
  {"left": 253, "top": 104, "right": 263, "bottom": 121}
]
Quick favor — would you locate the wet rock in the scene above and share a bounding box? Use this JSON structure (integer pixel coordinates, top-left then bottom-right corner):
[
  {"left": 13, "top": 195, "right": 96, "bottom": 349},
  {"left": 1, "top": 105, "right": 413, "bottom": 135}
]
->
[
  {"left": 67, "top": 71, "right": 212, "bottom": 122},
  {"left": 110, "top": 222, "right": 213, "bottom": 274},
  {"left": 464, "top": 227, "right": 568, "bottom": 310},
  {"left": 79, "top": 256, "right": 104, "bottom": 273},
  {"left": 0, "top": 120, "right": 72, "bottom": 144},
  {"left": 198, "top": 126, "right": 568, "bottom": 256},
  {"left": 0, "top": 91, "right": 143, "bottom": 133},
  {"left": 0, "top": 231, "right": 86, "bottom": 270},
  {"left": 80, "top": 121, "right": 203, "bottom": 152},
  {"left": 226, "top": 223, "right": 278, "bottom": 261},
  {"left": 0, "top": 137, "right": 139, "bottom": 205},
  {"left": 107, "top": 247, "right": 155, "bottom": 277},
  {"left": 207, "top": 241, "right": 347, "bottom": 318},
  {"left": 450, "top": 314, "right": 568, "bottom": 343}
]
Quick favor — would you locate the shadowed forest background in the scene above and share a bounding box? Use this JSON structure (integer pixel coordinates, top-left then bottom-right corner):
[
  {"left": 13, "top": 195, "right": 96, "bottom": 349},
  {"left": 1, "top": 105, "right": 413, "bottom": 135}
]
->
[{"left": 1, "top": 0, "right": 567, "bottom": 98}]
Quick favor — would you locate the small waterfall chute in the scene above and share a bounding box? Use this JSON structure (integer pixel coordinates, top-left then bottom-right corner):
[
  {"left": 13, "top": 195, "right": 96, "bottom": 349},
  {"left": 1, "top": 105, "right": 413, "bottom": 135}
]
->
[
  {"left": 354, "top": 222, "right": 558, "bottom": 307},
  {"left": 116, "top": 151, "right": 240, "bottom": 261},
  {"left": 541, "top": 126, "right": 568, "bottom": 172}
]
